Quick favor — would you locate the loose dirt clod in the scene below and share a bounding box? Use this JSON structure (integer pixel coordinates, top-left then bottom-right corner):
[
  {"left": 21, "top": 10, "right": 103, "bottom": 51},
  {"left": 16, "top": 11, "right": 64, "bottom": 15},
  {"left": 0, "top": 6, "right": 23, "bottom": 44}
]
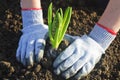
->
[
  {"left": 0, "top": 61, "right": 15, "bottom": 77},
  {"left": 34, "top": 64, "right": 41, "bottom": 73}
]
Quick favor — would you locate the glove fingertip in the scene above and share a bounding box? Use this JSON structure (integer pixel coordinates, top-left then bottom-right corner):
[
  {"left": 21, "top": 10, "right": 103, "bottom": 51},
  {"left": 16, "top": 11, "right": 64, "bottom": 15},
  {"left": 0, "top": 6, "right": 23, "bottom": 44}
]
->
[
  {"left": 25, "top": 51, "right": 34, "bottom": 66},
  {"left": 21, "top": 58, "right": 26, "bottom": 66},
  {"left": 16, "top": 49, "right": 21, "bottom": 62},
  {"left": 36, "top": 50, "right": 44, "bottom": 62},
  {"left": 53, "top": 59, "right": 62, "bottom": 69},
  {"left": 74, "top": 73, "right": 83, "bottom": 80},
  {"left": 53, "top": 52, "right": 68, "bottom": 68},
  {"left": 53, "top": 61, "right": 57, "bottom": 68},
  {"left": 16, "top": 56, "right": 20, "bottom": 62},
  {"left": 61, "top": 72, "right": 70, "bottom": 79},
  {"left": 54, "top": 69, "right": 61, "bottom": 75},
  {"left": 26, "top": 58, "right": 34, "bottom": 66}
]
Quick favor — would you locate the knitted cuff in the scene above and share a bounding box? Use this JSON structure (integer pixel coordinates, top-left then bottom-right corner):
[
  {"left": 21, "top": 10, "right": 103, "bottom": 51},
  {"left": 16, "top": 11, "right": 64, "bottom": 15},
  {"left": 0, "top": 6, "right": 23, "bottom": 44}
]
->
[
  {"left": 22, "top": 9, "right": 43, "bottom": 28},
  {"left": 89, "top": 24, "right": 116, "bottom": 50}
]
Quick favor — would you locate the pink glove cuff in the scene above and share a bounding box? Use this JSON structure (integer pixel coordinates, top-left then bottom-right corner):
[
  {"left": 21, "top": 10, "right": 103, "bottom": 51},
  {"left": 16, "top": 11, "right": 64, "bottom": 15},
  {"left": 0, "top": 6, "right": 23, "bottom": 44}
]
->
[
  {"left": 89, "top": 23, "right": 116, "bottom": 50},
  {"left": 22, "top": 8, "right": 42, "bottom": 11},
  {"left": 96, "top": 23, "right": 117, "bottom": 35}
]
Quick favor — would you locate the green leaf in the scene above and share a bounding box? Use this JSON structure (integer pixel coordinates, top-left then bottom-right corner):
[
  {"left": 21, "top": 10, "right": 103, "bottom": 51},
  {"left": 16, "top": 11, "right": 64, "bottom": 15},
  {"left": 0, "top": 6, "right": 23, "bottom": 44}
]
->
[
  {"left": 54, "top": 11, "right": 63, "bottom": 49},
  {"left": 51, "top": 9, "right": 59, "bottom": 38},
  {"left": 59, "top": 7, "right": 72, "bottom": 44},
  {"left": 48, "top": 3, "right": 72, "bottom": 49},
  {"left": 50, "top": 9, "right": 60, "bottom": 48},
  {"left": 48, "top": 3, "right": 53, "bottom": 42},
  {"left": 59, "top": 8, "right": 63, "bottom": 18}
]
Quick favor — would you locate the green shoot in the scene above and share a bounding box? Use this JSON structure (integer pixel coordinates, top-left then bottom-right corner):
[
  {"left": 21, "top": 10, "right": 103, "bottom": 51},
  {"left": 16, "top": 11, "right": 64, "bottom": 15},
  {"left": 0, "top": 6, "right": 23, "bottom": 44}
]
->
[{"left": 48, "top": 3, "right": 72, "bottom": 49}]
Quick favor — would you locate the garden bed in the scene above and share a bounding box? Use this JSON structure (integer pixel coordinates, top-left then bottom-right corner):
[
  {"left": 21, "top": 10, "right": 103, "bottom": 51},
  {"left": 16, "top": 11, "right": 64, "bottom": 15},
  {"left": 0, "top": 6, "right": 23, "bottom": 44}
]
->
[{"left": 0, "top": 0, "right": 120, "bottom": 80}]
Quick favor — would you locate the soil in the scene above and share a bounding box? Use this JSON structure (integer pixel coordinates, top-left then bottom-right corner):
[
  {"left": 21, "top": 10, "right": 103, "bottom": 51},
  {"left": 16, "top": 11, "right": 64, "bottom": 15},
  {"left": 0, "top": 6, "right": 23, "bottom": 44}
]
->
[{"left": 0, "top": 0, "right": 120, "bottom": 80}]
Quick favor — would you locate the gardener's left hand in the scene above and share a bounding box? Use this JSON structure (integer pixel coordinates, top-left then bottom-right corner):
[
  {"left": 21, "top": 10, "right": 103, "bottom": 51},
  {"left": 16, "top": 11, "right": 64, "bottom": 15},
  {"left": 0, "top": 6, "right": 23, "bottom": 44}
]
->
[
  {"left": 16, "top": 10, "right": 48, "bottom": 66},
  {"left": 53, "top": 34, "right": 105, "bottom": 79}
]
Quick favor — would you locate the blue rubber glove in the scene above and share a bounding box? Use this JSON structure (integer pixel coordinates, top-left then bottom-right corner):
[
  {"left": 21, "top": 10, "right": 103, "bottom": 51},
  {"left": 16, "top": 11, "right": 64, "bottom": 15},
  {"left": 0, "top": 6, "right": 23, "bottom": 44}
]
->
[
  {"left": 53, "top": 24, "right": 116, "bottom": 79},
  {"left": 16, "top": 10, "right": 48, "bottom": 66}
]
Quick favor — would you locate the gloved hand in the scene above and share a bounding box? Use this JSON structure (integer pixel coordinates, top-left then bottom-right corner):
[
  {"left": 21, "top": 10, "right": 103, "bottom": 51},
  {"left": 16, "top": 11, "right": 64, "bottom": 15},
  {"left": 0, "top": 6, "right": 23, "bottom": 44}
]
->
[
  {"left": 16, "top": 9, "right": 48, "bottom": 66},
  {"left": 53, "top": 24, "right": 116, "bottom": 79},
  {"left": 53, "top": 35, "right": 104, "bottom": 79}
]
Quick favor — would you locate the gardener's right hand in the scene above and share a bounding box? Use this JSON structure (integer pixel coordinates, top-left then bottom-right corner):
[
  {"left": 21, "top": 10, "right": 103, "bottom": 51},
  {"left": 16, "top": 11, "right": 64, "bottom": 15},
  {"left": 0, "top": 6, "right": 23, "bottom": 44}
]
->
[
  {"left": 16, "top": 9, "right": 48, "bottom": 66},
  {"left": 53, "top": 24, "right": 116, "bottom": 79},
  {"left": 53, "top": 34, "right": 105, "bottom": 79}
]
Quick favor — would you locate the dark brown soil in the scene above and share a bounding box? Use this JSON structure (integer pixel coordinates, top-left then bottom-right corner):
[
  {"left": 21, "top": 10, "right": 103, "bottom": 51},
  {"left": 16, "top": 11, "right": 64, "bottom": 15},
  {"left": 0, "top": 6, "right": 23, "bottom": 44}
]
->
[{"left": 0, "top": 0, "right": 120, "bottom": 80}]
